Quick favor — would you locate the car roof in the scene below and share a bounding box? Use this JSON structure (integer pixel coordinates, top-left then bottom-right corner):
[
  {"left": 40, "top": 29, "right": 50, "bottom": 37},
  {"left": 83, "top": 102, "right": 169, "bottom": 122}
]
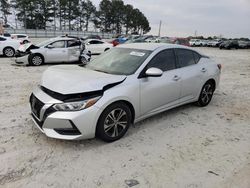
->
[{"left": 117, "top": 43, "right": 191, "bottom": 51}]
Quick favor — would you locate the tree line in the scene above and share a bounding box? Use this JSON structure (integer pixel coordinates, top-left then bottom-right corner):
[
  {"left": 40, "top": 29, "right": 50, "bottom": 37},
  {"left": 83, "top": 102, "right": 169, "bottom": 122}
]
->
[{"left": 0, "top": 0, "right": 151, "bottom": 34}]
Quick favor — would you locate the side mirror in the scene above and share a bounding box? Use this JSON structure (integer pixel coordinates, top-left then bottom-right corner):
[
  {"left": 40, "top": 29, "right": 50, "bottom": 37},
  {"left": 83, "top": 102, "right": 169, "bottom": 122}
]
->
[
  {"left": 145, "top": 67, "right": 163, "bottom": 77},
  {"left": 47, "top": 44, "right": 54, "bottom": 49}
]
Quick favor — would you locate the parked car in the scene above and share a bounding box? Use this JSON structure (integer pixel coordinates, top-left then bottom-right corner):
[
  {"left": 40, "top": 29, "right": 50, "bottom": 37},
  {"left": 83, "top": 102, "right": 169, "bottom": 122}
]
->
[
  {"left": 11, "top": 34, "right": 30, "bottom": 44},
  {"left": 170, "top": 38, "right": 190, "bottom": 46},
  {"left": 29, "top": 43, "right": 221, "bottom": 142},
  {"left": 219, "top": 40, "right": 239, "bottom": 49},
  {"left": 238, "top": 40, "right": 250, "bottom": 49},
  {"left": 0, "top": 36, "right": 22, "bottom": 57},
  {"left": 207, "top": 39, "right": 223, "bottom": 47},
  {"left": 189, "top": 39, "right": 207, "bottom": 46},
  {"left": 85, "top": 39, "right": 113, "bottom": 54},
  {"left": 15, "top": 37, "right": 84, "bottom": 66}
]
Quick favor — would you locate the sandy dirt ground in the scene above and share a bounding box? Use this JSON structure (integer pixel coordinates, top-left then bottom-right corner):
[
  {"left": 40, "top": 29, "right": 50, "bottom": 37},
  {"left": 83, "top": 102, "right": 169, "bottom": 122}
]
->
[{"left": 0, "top": 39, "right": 250, "bottom": 188}]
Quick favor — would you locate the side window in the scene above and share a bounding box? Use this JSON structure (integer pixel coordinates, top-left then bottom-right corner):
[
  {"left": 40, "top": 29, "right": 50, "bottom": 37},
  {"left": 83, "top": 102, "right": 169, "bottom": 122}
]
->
[
  {"left": 89, "top": 40, "right": 104, "bottom": 44},
  {"left": 18, "top": 35, "right": 26, "bottom": 38},
  {"left": 50, "top": 41, "right": 65, "bottom": 48},
  {"left": 193, "top": 52, "right": 201, "bottom": 63},
  {"left": 0, "top": 37, "right": 6, "bottom": 41},
  {"left": 176, "top": 49, "right": 196, "bottom": 68},
  {"left": 147, "top": 49, "right": 176, "bottom": 71},
  {"left": 67, "top": 40, "right": 81, "bottom": 48}
]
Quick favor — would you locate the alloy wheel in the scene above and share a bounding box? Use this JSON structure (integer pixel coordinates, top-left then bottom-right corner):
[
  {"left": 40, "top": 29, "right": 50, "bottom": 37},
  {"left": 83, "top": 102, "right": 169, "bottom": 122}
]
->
[
  {"left": 32, "top": 56, "right": 43, "bottom": 66},
  {"left": 4, "top": 48, "right": 14, "bottom": 57},
  {"left": 201, "top": 84, "right": 213, "bottom": 104},
  {"left": 104, "top": 108, "right": 128, "bottom": 138}
]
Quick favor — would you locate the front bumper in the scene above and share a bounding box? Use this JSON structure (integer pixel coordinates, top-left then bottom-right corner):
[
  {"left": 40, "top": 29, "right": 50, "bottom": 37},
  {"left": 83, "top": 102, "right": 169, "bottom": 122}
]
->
[
  {"left": 30, "top": 87, "right": 101, "bottom": 140},
  {"left": 14, "top": 53, "right": 29, "bottom": 65}
]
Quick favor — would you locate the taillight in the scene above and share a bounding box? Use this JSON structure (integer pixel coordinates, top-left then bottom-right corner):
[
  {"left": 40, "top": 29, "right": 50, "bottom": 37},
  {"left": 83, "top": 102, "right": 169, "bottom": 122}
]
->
[{"left": 217, "top": 64, "right": 222, "bottom": 70}]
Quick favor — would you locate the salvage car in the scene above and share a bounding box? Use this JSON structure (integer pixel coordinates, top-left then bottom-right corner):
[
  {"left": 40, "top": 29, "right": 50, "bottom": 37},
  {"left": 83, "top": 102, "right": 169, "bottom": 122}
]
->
[
  {"left": 15, "top": 37, "right": 85, "bottom": 66},
  {"left": 29, "top": 43, "right": 221, "bottom": 142},
  {"left": 85, "top": 39, "right": 113, "bottom": 55},
  {"left": 0, "top": 36, "right": 22, "bottom": 57}
]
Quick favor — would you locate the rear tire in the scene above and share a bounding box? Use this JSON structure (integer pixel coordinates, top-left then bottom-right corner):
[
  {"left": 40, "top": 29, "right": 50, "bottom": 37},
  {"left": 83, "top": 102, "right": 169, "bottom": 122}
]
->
[
  {"left": 3, "top": 47, "right": 15, "bottom": 57},
  {"left": 96, "top": 102, "right": 132, "bottom": 142},
  {"left": 29, "top": 54, "right": 44, "bottom": 66},
  {"left": 196, "top": 81, "right": 215, "bottom": 107}
]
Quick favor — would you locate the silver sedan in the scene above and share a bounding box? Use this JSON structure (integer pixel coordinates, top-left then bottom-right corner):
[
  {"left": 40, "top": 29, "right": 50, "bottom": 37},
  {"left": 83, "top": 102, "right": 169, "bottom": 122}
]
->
[{"left": 30, "top": 43, "right": 221, "bottom": 142}]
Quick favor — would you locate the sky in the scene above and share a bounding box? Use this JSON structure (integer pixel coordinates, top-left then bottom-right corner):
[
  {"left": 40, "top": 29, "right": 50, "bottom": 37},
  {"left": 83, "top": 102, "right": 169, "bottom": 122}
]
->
[{"left": 92, "top": 0, "right": 250, "bottom": 38}]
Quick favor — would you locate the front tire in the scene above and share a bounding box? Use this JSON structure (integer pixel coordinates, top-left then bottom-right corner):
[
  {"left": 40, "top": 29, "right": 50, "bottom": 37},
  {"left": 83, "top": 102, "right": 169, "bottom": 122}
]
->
[
  {"left": 196, "top": 81, "right": 215, "bottom": 107},
  {"left": 96, "top": 102, "right": 132, "bottom": 142},
  {"left": 3, "top": 47, "right": 15, "bottom": 57},
  {"left": 29, "top": 54, "right": 44, "bottom": 66}
]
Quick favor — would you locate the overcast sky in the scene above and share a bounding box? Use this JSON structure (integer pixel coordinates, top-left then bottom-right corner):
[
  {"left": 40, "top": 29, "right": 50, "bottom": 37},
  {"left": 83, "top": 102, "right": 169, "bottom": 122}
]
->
[{"left": 92, "top": 0, "right": 250, "bottom": 38}]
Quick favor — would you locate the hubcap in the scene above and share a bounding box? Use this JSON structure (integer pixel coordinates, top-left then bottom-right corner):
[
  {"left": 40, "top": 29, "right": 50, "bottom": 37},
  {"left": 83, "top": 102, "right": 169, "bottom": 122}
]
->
[
  {"left": 5, "top": 48, "right": 14, "bottom": 57},
  {"left": 32, "top": 56, "right": 42, "bottom": 65},
  {"left": 104, "top": 108, "right": 128, "bottom": 138},
  {"left": 201, "top": 84, "right": 213, "bottom": 104}
]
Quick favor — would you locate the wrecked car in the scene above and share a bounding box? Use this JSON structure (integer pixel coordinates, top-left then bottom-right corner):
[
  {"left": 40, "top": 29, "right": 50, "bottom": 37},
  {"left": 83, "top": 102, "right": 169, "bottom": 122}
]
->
[
  {"left": 14, "top": 37, "right": 90, "bottom": 66},
  {"left": 29, "top": 43, "right": 221, "bottom": 142}
]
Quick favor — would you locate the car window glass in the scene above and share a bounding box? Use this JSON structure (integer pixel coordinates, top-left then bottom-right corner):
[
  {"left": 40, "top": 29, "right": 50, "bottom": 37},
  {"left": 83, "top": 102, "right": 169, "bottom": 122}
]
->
[
  {"left": 50, "top": 41, "right": 65, "bottom": 48},
  {"left": 18, "top": 35, "right": 26, "bottom": 38},
  {"left": 193, "top": 52, "right": 201, "bottom": 63},
  {"left": 147, "top": 49, "right": 176, "bottom": 71},
  {"left": 89, "top": 40, "right": 104, "bottom": 44},
  {"left": 0, "top": 37, "right": 6, "bottom": 41},
  {"left": 176, "top": 49, "right": 196, "bottom": 67},
  {"left": 67, "top": 40, "right": 81, "bottom": 48}
]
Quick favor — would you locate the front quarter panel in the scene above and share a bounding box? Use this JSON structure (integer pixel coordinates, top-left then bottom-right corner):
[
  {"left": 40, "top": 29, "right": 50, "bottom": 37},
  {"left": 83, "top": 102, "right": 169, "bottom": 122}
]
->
[{"left": 94, "top": 75, "right": 140, "bottom": 120}]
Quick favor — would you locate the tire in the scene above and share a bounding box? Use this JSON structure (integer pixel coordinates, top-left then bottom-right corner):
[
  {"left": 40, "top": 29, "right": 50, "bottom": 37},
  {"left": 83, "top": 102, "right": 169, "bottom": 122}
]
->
[
  {"left": 80, "top": 56, "right": 88, "bottom": 65},
  {"left": 96, "top": 102, "right": 132, "bottom": 142},
  {"left": 29, "top": 54, "right": 44, "bottom": 66},
  {"left": 3, "top": 47, "right": 15, "bottom": 57},
  {"left": 104, "top": 48, "right": 110, "bottom": 52},
  {"left": 196, "top": 81, "right": 215, "bottom": 107}
]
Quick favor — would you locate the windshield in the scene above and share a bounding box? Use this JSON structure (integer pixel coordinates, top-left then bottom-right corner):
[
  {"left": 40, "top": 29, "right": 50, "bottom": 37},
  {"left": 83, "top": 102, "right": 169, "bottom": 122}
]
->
[{"left": 86, "top": 48, "right": 152, "bottom": 75}]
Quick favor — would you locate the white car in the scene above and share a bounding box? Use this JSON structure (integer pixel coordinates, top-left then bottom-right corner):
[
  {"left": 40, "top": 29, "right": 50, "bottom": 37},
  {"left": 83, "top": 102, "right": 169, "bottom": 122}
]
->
[
  {"left": 0, "top": 36, "right": 22, "bottom": 57},
  {"left": 85, "top": 39, "right": 113, "bottom": 55},
  {"left": 207, "top": 39, "right": 222, "bottom": 47},
  {"left": 29, "top": 43, "right": 221, "bottom": 142},
  {"left": 189, "top": 39, "right": 207, "bottom": 46},
  {"left": 15, "top": 37, "right": 83, "bottom": 66},
  {"left": 11, "top": 34, "right": 30, "bottom": 44}
]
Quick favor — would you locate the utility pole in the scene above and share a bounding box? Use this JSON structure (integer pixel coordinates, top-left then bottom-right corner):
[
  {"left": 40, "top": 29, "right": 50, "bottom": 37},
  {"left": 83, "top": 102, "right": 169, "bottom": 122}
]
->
[{"left": 158, "top": 20, "right": 162, "bottom": 37}]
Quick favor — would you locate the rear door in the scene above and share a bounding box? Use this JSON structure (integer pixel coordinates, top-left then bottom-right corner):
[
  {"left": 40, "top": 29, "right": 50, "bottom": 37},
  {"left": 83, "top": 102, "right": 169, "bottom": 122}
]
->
[
  {"left": 67, "top": 40, "right": 82, "bottom": 62},
  {"left": 139, "top": 49, "right": 181, "bottom": 115},
  {"left": 45, "top": 40, "right": 68, "bottom": 62},
  {"left": 175, "top": 49, "right": 207, "bottom": 103}
]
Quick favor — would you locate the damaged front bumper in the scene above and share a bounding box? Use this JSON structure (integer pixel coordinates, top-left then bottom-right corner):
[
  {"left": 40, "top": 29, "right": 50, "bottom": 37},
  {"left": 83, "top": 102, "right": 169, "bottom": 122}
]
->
[{"left": 14, "top": 51, "right": 30, "bottom": 65}]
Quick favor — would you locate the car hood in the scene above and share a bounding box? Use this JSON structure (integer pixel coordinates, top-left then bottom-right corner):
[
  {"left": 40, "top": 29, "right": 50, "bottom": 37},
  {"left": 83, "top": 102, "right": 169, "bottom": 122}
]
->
[
  {"left": 18, "top": 43, "right": 39, "bottom": 52},
  {"left": 41, "top": 65, "right": 126, "bottom": 95}
]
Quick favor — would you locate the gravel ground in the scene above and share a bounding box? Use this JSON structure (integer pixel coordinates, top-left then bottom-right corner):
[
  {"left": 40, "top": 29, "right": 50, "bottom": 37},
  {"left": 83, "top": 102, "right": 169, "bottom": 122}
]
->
[{"left": 0, "top": 40, "right": 250, "bottom": 188}]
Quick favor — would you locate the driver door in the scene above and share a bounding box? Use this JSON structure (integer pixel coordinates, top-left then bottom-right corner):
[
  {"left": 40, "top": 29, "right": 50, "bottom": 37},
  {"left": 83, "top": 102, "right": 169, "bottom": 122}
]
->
[
  {"left": 139, "top": 49, "right": 181, "bottom": 116},
  {"left": 45, "top": 40, "right": 68, "bottom": 63}
]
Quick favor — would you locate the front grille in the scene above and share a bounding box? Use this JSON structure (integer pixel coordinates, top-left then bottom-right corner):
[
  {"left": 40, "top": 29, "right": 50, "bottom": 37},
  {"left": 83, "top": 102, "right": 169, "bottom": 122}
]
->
[{"left": 30, "top": 94, "right": 44, "bottom": 119}]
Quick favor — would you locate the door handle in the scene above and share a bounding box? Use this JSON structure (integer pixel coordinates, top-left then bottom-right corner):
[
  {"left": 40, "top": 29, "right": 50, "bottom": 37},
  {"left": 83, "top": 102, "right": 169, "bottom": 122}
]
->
[
  {"left": 201, "top": 68, "right": 207, "bottom": 72},
  {"left": 173, "top": 75, "right": 181, "bottom": 81}
]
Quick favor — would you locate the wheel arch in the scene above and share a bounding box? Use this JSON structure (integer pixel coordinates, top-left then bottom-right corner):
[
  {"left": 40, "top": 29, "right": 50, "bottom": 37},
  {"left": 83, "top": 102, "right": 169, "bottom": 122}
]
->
[{"left": 205, "top": 78, "right": 216, "bottom": 91}]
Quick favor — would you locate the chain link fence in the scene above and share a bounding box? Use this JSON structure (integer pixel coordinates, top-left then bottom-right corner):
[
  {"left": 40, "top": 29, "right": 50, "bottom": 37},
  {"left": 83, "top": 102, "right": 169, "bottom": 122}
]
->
[{"left": 5, "top": 28, "right": 115, "bottom": 39}]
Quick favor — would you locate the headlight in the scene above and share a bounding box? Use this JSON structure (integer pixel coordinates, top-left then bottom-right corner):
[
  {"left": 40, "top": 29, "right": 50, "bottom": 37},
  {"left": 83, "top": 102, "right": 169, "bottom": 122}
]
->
[{"left": 53, "top": 96, "right": 101, "bottom": 111}]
